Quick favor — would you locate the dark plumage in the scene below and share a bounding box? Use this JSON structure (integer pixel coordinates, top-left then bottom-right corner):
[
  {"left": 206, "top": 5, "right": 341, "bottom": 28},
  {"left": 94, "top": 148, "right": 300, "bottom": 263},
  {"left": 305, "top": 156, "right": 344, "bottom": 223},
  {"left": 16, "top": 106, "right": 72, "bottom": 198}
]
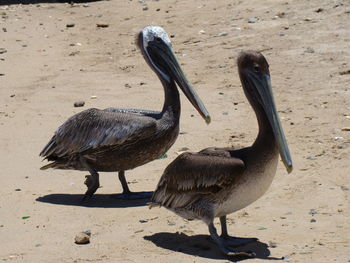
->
[
  {"left": 151, "top": 51, "right": 293, "bottom": 256},
  {"left": 40, "top": 26, "right": 210, "bottom": 200}
]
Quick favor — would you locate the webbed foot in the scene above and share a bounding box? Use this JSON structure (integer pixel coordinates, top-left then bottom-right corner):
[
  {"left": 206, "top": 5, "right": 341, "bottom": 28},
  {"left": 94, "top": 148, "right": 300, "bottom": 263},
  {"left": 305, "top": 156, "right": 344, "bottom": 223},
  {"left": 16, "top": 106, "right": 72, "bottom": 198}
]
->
[{"left": 82, "top": 175, "right": 100, "bottom": 201}]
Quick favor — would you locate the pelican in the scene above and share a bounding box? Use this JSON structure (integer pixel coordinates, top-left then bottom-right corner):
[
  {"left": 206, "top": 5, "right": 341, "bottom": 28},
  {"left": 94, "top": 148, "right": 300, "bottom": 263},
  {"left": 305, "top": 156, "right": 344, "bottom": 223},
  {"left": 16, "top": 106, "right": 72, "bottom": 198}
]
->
[
  {"left": 150, "top": 51, "right": 293, "bottom": 256},
  {"left": 40, "top": 26, "right": 211, "bottom": 200}
]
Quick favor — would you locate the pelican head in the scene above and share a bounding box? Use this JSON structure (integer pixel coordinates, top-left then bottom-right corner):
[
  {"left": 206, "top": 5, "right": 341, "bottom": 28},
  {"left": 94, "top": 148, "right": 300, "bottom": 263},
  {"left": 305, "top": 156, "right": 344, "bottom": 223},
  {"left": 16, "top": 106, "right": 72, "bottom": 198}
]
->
[
  {"left": 137, "top": 26, "right": 211, "bottom": 124},
  {"left": 238, "top": 51, "right": 293, "bottom": 173}
]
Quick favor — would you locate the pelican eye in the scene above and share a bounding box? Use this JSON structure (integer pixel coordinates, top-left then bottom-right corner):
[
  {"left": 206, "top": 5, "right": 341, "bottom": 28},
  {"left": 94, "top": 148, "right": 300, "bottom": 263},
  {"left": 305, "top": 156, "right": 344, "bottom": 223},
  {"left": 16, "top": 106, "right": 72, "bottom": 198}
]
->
[
  {"left": 253, "top": 64, "right": 260, "bottom": 73},
  {"left": 155, "top": 37, "right": 162, "bottom": 43}
]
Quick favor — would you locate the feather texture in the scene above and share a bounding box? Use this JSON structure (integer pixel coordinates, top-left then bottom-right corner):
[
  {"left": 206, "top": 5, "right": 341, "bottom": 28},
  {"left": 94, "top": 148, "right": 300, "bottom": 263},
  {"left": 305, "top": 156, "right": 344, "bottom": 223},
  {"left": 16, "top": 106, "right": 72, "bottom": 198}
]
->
[{"left": 151, "top": 149, "right": 246, "bottom": 210}]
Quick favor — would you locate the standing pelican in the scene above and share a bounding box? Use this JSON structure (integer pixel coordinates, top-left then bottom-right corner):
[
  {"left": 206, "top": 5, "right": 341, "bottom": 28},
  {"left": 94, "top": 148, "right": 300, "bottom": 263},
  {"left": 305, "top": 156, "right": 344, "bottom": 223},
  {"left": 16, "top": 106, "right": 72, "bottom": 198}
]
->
[
  {"left": 40, "top": 26, "right": 211, "bottom": 200},
  {"left": 150, "top": 51, "right": 293, "bottom": 256}
]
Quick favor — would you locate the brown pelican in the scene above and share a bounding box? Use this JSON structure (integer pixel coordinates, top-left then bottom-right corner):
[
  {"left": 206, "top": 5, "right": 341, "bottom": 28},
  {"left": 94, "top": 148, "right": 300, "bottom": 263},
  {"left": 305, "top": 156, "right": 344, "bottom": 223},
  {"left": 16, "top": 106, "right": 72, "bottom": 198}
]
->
[
  {"left": 150, "top": 51, "right": 293, "bottom": 256},
  {"left": 40, "top": 26, "right": 211, "bottom": 200}
]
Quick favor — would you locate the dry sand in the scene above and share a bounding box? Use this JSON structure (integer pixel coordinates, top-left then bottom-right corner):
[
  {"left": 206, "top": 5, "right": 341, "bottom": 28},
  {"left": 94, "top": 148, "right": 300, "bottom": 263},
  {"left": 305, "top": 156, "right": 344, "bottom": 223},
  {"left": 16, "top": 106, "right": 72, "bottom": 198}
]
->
[{"left": 1, "top": 0, "right": 349, "bottom": 262}]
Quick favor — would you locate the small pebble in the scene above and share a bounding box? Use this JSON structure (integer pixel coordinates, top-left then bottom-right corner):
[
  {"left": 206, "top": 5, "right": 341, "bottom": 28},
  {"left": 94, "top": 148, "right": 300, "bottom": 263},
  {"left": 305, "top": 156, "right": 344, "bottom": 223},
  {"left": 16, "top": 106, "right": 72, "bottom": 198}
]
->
[
  {"left": 143, "top": 6, "right": 148, "bottom": 11},
  {"left": 310, "top": 218, "right": 316, "bottom": 223},
  {"left": 305, "top": 47, "right": 315, "bottom": 53},
  {"left": 268, "top": 241, "right": 277, "bottom": 248},
  {"left": 248, "top": 17, "right": 258, "bottom": 23},
  {"left": 90, "top": 95, "right": 97, "bottom": 99},
  {"left": 341, "top": 127, "right": 350, "bottom": 131},
  {"left": 96, "top": 23, "right": 109, "bottom": 28},
  {"left": 339, "top": 69, "right": 350, "bottom": 75},
  {"left": 75, "top": 230, "right": 91, "bottom": 245},
  {"left": 276, "top": 12, "right": 286, "bottom": 18},
  {"left": 217, "top": 32, "right": 228, "bottom": 37},
  {"left": 66, "top": 23, "right": 75, "bottom": 28},
  {"left": 309, "top": 209, "right": 318, "bottom": 215},
  {"left": 178, "top": 147, "right": 189, "bottom": 151},
  {"left": 74, "top": 101, "right": 85, "bottom": 107}
]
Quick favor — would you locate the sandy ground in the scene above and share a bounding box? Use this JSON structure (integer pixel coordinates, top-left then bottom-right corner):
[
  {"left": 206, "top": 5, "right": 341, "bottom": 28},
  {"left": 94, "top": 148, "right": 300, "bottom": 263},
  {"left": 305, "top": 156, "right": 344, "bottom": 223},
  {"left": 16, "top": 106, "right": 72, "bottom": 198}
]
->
[{"left": 1, "top": 0, "right": 350, "bottom": 262}]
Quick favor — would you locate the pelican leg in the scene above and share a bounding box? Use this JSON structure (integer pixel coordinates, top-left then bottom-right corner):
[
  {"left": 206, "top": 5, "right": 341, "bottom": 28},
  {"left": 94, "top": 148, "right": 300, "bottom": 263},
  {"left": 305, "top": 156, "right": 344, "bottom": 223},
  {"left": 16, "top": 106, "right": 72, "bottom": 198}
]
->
[
  {"left": 220, "top": 216, "right": 228, "bottom": 238},
  {"left": 219, "top": 216, "right": 258, "bottom": 247},
  {"left": 209, "top": 222, "right": 255, "bottom": 257},
  {"left": 113, "top": 171, "right": 152, "bottom": 200},
  {"left": 79, "top": 156, "right": 100, "bottom": 200}
]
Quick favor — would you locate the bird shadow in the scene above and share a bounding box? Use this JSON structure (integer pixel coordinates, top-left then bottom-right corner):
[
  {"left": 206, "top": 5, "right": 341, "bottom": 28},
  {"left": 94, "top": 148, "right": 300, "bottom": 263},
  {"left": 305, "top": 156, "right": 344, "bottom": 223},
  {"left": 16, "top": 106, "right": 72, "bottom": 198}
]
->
[
  {"left": 0, "top": 0, "right": 102, "bottom": 5},
  {"left": 36, "top": 192, "right": 152, "bottom": 208},
  {"left": 144, "top": 232, "right": 284, "bottom": 262}
]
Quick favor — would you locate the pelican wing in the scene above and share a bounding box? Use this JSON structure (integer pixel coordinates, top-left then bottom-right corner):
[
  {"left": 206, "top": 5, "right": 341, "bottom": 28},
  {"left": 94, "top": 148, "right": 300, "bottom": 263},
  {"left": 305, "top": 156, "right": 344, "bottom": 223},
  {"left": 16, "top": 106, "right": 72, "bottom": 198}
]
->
[
  {"left": 151, "top": 150, "right": 245, "bottom": 209},
  {"left": 40, "top": 108, "right": 157, "bottom": 158}
]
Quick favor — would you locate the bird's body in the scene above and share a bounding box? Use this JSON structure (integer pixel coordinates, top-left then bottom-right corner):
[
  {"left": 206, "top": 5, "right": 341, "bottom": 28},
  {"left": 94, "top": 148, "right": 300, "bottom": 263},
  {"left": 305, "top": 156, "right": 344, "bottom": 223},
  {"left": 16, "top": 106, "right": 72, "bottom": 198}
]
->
[
  {"left": 40, "top": 26, "right": 210, "bottom": 200},
  {"left": 40, "top": 107, "right": 179, "bottom": 172},
  {"left": 151, "top": 50, "right": 293, "bottom": 256}
]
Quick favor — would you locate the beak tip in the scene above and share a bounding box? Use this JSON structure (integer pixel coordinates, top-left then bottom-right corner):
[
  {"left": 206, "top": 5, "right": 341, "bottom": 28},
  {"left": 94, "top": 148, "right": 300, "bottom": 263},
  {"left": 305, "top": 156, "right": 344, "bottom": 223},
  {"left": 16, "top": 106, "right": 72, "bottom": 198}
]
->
[
  {"left": 205, "top": 116, "right": 211, "bottom": 124},
  {"left": 286, "top": 163, "right": 293, "bottom": 174}
]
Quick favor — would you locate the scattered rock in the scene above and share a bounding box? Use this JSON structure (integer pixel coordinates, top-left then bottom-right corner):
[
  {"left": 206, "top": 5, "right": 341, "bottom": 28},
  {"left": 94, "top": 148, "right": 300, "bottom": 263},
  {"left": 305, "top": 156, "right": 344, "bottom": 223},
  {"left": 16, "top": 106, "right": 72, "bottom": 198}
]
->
[
  {"left": 90, "top": 95, "right": 97, "bottom": 99},
  {"left": 309, "top": 209, "right": 318, "bottom": 215},
  {"left": 340, "top": 186, "right": 349, "bottom": 191},
  {"left": 139, "top": 219, "right": 148, "bottom": 223},
  {"left": 10, "top": 94, "right": 15, "bottom": 97},
  {"left": 306, "top": 156, "right": 317, "bottom": 160},
  {"left": 167, "top": 221, "right": 176, "bottom": 226},
  {"left": 269, "top": 241, "right": 277, "bottom": 248},
  {"left": 0, "top": 48, "right": 7, "bottom": 54},
  {"left": 276, "top": 12, "right": 286, "bottom": 18},
  {"left": 248, "top": 17, "right": 258, "bottom": 23},
  {"left": 96, "top": 23, "right": 109, "bottom": 28},
  {"left": 217, "top": 32, "right": 228, "bottom": 37},
  {"left": 339, "top": 69, "right": 350, "bottom": 75},
  {"left": 341, "top": 127, "right": 350, "bottom": 131},
  {"left": 315, "top": 8, "right": 324, "bottom": 13},
  {"left": 74, "top": 101, "right": 85, "bottom": 107},
  {"left": 124, "top": 83, "right": 131, "bottom": 88},
  {"left": 75, "top": 230, "right": 91, "bottom": 244},
  {"left": 143, "top": 6, "right": 148, "bottom": 11},
  {"left": 310, "top": 218, "right": 316, "bottom": 223},
  {"left": 66, "top": 23, "right": 75, "bottom": 28},
  {"left": 178, "top": 147, "right": 189, "bottom": 151},
  {"left": 15, "top": 188, "right": 21, "bottom": 191},
  {"left": 305, "top": 47, "right": 315, "bottom": 53}
]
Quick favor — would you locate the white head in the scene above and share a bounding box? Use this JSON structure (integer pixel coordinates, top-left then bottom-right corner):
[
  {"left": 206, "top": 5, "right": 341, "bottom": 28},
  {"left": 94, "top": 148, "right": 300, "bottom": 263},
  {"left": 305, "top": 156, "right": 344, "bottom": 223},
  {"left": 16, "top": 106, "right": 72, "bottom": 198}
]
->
[{"left": 142, "top": 26, "right": 172, "bottom": 49}]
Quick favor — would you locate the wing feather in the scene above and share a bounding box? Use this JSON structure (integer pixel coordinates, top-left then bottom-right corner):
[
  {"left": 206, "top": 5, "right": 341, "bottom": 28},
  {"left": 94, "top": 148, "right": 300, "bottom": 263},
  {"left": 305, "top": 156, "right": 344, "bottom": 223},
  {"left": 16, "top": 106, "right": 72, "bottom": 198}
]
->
[
  {"left": 152, "top": 150, "right": 245, "bottom": 209},
  {"left": 40, "top": 108, "right": 157, "bottom": 158}
]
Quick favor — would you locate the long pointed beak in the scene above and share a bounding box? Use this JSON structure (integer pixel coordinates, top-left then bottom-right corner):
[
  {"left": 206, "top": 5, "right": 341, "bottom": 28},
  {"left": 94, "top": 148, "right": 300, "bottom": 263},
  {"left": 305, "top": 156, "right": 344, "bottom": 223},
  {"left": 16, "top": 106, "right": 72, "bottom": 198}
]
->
[
  {"left": 248, "top": 71, "right": 293, "bottom": 173},
  {"left": 148, "top": 42, "right": 211, "bottom": 124}
]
